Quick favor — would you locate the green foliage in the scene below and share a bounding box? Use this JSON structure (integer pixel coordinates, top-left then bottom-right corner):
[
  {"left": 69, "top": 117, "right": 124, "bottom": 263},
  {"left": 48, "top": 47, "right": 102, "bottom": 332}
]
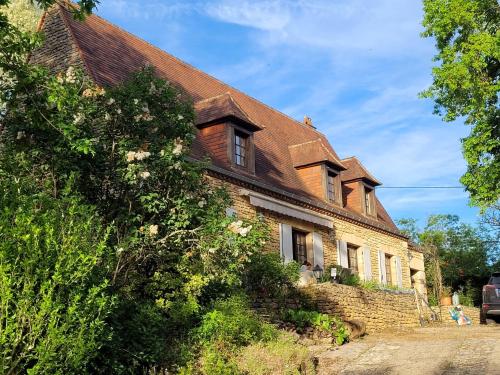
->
[
  {"left": 359, "top": 280, "right": 380, "bottom": 290},
  {"left": 421, "top": 0, "right": 500, "bottom": 209},
  {"left": 457, "top": 291, "right": 474, "bottom": 307},
  {"left": 237, "top": 333, "right": 316, "bottom": 375},
  {"left": 0, "top": 0, "right": 42, "bottom": 32},
  {"left": 398, "top": 214, "right": 498, "bottom": 306},
  {"left": 0, "top": 178, "right": 114, "bottom": 374},
  {"left": 243, "top": 252, "right": 300, "bottom": 298},
  {"left": 196, "top": 296, "right": 277, "bottom": 349},
  {"left": 186, "top": 296, "right": 278, "bottom": 375},
  {"left": 282, "top": 309, "right": 349, "bottom": 345}
]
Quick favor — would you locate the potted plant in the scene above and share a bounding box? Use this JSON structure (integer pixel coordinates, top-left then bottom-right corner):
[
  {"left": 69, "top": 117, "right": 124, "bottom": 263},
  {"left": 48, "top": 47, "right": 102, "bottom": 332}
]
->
[{"left": 440, "top": 286, "right": 453, "bottom": 306}]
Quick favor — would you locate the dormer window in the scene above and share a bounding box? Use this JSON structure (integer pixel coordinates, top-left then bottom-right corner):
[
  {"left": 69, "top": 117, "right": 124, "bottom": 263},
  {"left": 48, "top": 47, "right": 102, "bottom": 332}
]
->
[
  {"left": 364, "top": 185, "right": 376, "bottom": 216},
  {"left": 326, "top": 170, "right": 341, "bottom": 205},
  {"left": 234, "top": 130, "right": 248, "bottom": 167},
  {"left": 229, "top": 125, "right": 255, "bottom": 173}
]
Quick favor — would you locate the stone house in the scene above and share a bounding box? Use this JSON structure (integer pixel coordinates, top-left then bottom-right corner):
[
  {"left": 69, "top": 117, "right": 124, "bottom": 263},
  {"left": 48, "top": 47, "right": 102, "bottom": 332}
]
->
[{"left": 32, "top": 4, "right": 427, "bottom": 294}]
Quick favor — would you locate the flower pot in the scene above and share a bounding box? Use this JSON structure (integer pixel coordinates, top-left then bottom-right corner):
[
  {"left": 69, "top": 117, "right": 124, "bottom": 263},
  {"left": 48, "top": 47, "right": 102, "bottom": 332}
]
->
[{"left": 440, "top": 296, "right": 452, "bottom": 306}]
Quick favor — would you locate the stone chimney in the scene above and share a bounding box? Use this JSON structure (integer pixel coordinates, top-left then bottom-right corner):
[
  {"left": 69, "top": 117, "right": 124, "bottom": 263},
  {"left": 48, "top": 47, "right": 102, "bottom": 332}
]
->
[{"left": 303, "top": 116, "right": 313, "bottom": 127}]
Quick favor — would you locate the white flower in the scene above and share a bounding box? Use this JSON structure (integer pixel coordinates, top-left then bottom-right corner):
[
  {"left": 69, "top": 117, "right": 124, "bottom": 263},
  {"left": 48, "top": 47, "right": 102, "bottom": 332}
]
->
[
  {"left": 116, "top": 108, "right": 122, "bottom": 114},
  {"left": 82, "top": 88, "right": 94, "bottom": 97},
  {"left": 177, "top": 114, "right": 184, "bottom": 120},
  {"left": 139, "top": 171, "right": 151, "bottom": 179},
  {"left": 143, "top": 113, "right": 154, "bottom": 122},
  {"left": 228, "top": 220, "right": 243, "bottom": 234},
  {"left": 117, "top": 247, "right": 124, "bottom": 255},
  {"left": 133, "top": 98, "right": 139, "bottom": 105},
  {"left": 149, "top": 224, "right": 158, "bottom": 236},
  {"left": 172, "top": 137, "right": 183, "bottom": 155},
  {"left": 134, "top": 114, "right": 142, "bottom": 122},
  {"left": 198, "top": 200, "right": 206, "bottom": 208},
  {"left": 149, "top": 82, "right": 156, "bottom": 94},
  {"left": 142, "top": 105, "right": 149, "bottom": 113},
  {"left": 107, "top": 98, "right": 115, "bottom": 105},
  {"left": 126, "top": 151, "right": 136, "bottom": 162},
  {"left": 65, "top": 66, "right": 76, "bottom": 83},
  {"left": 160, "top": 150, "right": 165, "bottom": 156},
  {"left": 105, "top": 113, "right": 111, "bottom": 121},
  {"left": 16, "top": 131, "right": 26, "bottom": 140},
  {"left": 73, "top": 113, "right": 85, "bottom": 125},
  {"left": 135, "top": 151, "right": 151, "bottom": 161}
]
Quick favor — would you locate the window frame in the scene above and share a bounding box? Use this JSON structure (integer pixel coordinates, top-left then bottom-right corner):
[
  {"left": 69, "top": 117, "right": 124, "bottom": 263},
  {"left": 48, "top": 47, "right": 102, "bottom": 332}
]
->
[
  {"left": 325, "top": 167, "right": 341, "bottom": 205},
  {"left": 292, "top": 229, "right": 308, "bottom": 265},
  {"left": 228, "top": 124, "right": 255, "bottom": 173},
  {"left": 362, "top": 183, "right": 376, "bottom": 217},
  {"left": 385, "top": 254, "right": 392, "bottom": 286},
  {"left": 347, "top": 244, "right": 359, "bottom": 273}
]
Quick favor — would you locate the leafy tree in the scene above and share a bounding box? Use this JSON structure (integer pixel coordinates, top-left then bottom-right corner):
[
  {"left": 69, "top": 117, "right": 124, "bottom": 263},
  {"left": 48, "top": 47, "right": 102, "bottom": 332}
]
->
[
  {"left": 0, "top": 0, "right": 42, "bottom": 32},
  {"left": 421, "top": 0, "right": 500, "bottom": 209},
  {"left": 398, "top": 214, "right": 498, "bottom": 305},
  {"left": 0, "top": 177, "right": 115, "bottom": 374}
]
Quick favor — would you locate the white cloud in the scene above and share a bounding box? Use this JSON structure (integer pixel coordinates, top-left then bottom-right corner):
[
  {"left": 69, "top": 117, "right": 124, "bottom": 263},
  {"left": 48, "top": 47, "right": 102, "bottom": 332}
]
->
[
  {"left": 205, "top": 0, "right": 291, "bottom": 31},
  {"left": 97, "top": 0, "right": 193, "bottom": 20}
]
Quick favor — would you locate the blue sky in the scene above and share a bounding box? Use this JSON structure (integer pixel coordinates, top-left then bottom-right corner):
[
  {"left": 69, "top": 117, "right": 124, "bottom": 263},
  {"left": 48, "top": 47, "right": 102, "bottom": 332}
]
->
[{"left": 96, "top": 0, "right": 480, "bottom": 228}]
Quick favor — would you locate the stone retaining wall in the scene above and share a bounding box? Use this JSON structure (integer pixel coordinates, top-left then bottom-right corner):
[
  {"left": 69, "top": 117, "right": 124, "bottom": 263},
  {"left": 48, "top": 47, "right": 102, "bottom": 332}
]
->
[
  {"left": 435, "top": 306, "right": 481, "bottom": 325},
  {"left": 255, "top": 283, "right": 421, "bottom": 333}
]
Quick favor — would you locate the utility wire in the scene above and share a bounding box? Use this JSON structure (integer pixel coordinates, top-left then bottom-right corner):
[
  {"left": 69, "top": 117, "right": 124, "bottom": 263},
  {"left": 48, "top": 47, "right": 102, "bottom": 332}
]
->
[{"left": 377, "top": 186, "right": 463, "bottom": 189}]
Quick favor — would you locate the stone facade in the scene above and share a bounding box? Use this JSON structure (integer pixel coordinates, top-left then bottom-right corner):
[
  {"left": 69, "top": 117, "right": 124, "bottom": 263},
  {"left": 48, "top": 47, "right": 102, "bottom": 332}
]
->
[
  {"left": 30, "top": 7, "right": 84, "bottom": 73},
  {"left": 211, "top": 175, "right": 421, "bottom": 290},
  {"left": 255, "top": 283, "right": 420, "bottom": 333}
]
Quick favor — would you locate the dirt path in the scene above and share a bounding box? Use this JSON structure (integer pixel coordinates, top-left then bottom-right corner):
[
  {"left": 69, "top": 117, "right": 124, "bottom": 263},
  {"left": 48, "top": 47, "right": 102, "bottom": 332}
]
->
[{"left": 314, "top": 325, "right": 500, "bottom": 374}]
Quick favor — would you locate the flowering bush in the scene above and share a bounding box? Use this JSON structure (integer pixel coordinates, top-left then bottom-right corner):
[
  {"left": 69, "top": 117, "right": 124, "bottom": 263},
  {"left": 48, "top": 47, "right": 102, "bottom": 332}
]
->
[{"left": 1, "top": 61, "right": 271, "bottom": 371}]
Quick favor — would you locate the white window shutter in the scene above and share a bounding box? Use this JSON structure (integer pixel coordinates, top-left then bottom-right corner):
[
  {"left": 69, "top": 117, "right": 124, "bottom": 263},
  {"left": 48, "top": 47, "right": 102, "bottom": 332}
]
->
[
  {"left": 312, "top": 232, "right": 324, "bottom": 270},
  {"left": 336, "top": 240, "right": 340, "bottom": 265},
  {"left": 279, "top": 223, "right": 293, "bottom": 264},
  {"left": 340, "top": 240, "right": 349, "bottom": 268},
  {"left": 395, "top": 256, "right": 403, "bottom": 288},
  {"left": 378, "top": 250, "right": 387, "bottom": 284},
  {"left": 363, "top": 247, "right": 372, "bottom": 281}
]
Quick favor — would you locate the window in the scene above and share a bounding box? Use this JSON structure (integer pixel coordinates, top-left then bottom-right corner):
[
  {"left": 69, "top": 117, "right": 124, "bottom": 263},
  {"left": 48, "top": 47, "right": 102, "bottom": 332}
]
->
[
  {"left": 234, "top": 130, "right": 248, "bottom": 167},
  {"left": 364, "top": 186, "right": 375, "bottom": 216},
  {"left": 347, "top": 244, "right": 358, "bottom": 272},
  {"left": 385, "top": 254, "right": 392, "bottom": 285},
  {"left": 292, "top": 229, "right": 308, "bottom": 264},
  {"left": 327, "top": 172, "right": 338, "bottom": 204}
]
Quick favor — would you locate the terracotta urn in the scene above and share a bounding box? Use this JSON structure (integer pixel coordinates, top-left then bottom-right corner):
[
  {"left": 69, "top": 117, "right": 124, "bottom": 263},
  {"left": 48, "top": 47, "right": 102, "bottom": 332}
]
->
[{"left": 440, "top": 296, "right": 452, "bottom": 306}]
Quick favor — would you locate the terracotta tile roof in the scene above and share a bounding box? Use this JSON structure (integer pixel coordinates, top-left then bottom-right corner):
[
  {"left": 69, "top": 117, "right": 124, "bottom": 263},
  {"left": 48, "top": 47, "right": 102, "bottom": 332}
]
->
[
  {"left": 42, "top": 4, "right": 401, "bottom": 234},
  {"left": 194, "top": 93, "right": 263, "bottom": 131},
  {"left": 340, "top": 157, "right": 382, "bottom": 186},
  {"left": 289, "top": 139, "right": 345, "bottom": 170}
]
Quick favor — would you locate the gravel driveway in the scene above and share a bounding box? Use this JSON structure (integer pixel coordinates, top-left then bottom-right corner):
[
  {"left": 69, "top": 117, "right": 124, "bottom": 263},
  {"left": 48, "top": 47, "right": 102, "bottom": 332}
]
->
[{"left": 315, "top": 325, "right": 500, "bottom": 374}]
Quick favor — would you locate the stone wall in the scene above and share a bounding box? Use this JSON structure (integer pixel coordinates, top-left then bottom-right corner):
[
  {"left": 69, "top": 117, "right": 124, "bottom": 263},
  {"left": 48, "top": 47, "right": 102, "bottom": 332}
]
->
[
  {"left": 210, "top": 176, "right": 416, "bottom": 289},
  {"left": 255, "top": 283, "right": 420, "bottom": 334},
  {"left": 435, "top": 306, "right": 481, "bottom": 325}
]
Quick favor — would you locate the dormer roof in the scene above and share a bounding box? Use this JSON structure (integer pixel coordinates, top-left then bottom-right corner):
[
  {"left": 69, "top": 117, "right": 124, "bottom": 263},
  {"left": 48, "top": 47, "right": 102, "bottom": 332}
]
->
[
  {"left": 194, "top": 92, "right": 263, "bottom": 131},
  {"left": 289, "top": 139, "right": 345, "bottom": 170},
  {"left": 341, "top": 157, "right": 382, "bottom": 186}
]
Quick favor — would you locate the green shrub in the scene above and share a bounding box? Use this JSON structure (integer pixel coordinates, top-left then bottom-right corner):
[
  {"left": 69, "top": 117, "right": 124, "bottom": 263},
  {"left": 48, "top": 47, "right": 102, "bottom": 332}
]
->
[
  {"left": 282, "top": 309, "right": 349, "bottom": 345},
  {"left": 197, "top": 295, "right": 277, "bottom": 348},
  {"left": 320, "top": 265, "right": 360, "bottom": 286},
  {"left": 359, "top": 280, "right": 379, "bottom": 290},
  {"left": 237, "top": 333, "right": 316, "bottom": 375},
  {"left": 0, "top": 182, "right": 114, "bottom": 374},
  {"left": 244, "top": 252, "right": 300, "bottom": 298},
  {"left": 457, "top": 291, "right": 474, "bottom": 307}
]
